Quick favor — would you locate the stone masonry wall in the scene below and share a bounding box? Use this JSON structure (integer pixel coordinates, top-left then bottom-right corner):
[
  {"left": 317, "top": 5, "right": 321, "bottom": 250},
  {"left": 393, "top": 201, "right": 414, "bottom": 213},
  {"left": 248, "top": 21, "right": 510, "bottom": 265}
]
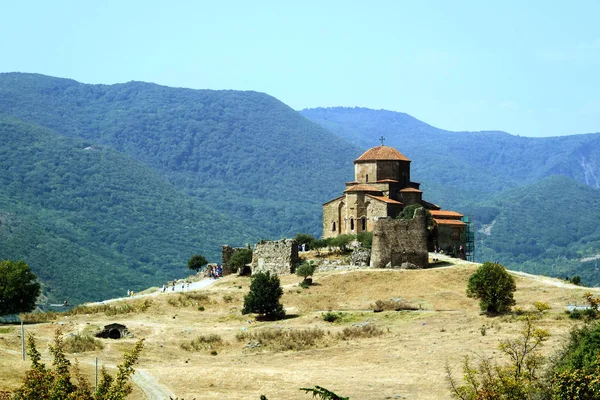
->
[
  {"left": 251, "top": 239, "right": 300, "bottom": 275},
  {"left": 370, "top": 208, "right": 428, "bottom": 269}
]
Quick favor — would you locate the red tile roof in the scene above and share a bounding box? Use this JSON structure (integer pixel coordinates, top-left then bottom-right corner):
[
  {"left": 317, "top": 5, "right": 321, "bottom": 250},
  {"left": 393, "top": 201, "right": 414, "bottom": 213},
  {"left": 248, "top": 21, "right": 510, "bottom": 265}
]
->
[
  {"left": 429, "top": 210, "right": 464, "bottom": 218},
  {"left": 344, "top": 184, "right": 383, "bottom": 193},
  {"left": 399, "top": 187, "right": 422, "bottom": 193},
  {"left": 377, "top": 179, "right": 399, "bottom": 183},
  {"left": 366, "top": 195, "right": 403, "bottom": 205},
  {"left": 433, "top": 218, "right": 466, "bottom": 226},
  {"left": 355, "top": 146, "right": 411, "bottom": 162}
]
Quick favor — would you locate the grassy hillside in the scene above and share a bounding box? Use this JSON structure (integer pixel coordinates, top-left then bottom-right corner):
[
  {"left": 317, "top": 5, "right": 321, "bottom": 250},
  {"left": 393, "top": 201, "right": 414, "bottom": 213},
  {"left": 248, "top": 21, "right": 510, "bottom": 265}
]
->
[
  {"left": 0, "top": 258, "right": 594, "bottom": 399},
  {"left": 0, "top": 118, "right": 259, "bottom": 303}
]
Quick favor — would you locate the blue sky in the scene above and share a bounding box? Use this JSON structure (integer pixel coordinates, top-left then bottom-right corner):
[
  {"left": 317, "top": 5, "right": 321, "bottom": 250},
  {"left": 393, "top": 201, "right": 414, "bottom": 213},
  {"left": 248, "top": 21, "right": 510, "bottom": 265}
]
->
[{"left": 1, "top": 0, "right": 599, "bottom": 137}]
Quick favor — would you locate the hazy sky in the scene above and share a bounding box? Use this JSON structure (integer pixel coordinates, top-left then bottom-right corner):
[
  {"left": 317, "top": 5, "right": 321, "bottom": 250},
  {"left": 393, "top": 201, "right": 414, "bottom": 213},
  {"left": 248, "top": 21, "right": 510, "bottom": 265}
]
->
[{"left": 2, "top": 1, "right": 599, "bottom": 137}]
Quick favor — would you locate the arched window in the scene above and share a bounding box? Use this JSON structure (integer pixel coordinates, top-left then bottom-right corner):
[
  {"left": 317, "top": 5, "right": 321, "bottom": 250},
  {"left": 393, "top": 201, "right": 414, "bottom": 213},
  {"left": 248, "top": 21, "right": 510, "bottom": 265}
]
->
[
  {"left": 361, "top": 217, "right": 366, "bottom": 231},
  {"left": 332, "top": 221, "right": 336, "bottom": 232},
  {"left": 350, "top": 218, "right": 354, "bottom": 231}
]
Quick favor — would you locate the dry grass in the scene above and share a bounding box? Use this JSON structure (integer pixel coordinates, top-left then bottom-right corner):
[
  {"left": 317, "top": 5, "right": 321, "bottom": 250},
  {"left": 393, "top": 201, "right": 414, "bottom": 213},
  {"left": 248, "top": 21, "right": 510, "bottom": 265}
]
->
[
  {"left": 64, "top": 333, "right": 104, "bottom": 353},
  {"left": 67, "top": 298, "right": 153, "bottom": 316},
  {"left": 1, "top": 257, "right": 597, "bottom": 399}
]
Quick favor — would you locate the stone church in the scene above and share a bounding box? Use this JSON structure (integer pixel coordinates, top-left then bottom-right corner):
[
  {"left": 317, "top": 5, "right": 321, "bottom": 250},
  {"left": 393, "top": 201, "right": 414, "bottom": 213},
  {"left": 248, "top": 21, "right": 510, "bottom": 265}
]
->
[{"left": 322, "top": 144, "right": 467, "bottom": 254}]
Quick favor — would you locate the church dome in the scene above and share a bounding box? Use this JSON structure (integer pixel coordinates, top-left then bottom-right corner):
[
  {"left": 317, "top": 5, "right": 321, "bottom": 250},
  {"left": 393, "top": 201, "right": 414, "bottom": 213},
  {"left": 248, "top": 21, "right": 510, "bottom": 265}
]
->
[{"left": 354, "top": 145, "right": 411, "bottom": 162}]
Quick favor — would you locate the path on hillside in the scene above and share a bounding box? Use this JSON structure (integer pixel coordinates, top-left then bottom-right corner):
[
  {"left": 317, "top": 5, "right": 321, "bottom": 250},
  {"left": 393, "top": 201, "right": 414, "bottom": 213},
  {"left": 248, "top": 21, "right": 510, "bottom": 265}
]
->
[{"left": 88, "top": 276, "right": 218, "bottom": 305}]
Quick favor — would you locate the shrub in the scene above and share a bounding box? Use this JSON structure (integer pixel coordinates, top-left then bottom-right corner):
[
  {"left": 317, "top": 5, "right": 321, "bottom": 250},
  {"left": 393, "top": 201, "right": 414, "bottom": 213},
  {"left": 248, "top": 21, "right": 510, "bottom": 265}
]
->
[
  {"left": 338, "top": 324, "right": 383, "bottom": 340},
  {"left": 181, "top": 334, "right": 223, "bottom": 352},
  {"left": 466, "top": 262, "right": 516, "bottom": 314},
  {"left": 223, "top": 294, "right": 234, "bottom": 303},
  {"left": 64, "top": 333, "right": 104, "bottom": 353},
  {"left": 370, "top": 299, "right": 419, "bottom": 312},
  {"left": 296, "top": 261, "right": 316, "bottom": 284},
  {"left": 242, "top": 271, "right": 285, "bottom": 320},
  {"left": 356, "top": 231, "right": 372, "bottom": 249},
  {"left": 187, "top": 254, "right": 207, "bottom": 272},
  {"left": 236, "top": 327, "right": 325, "bottom": 351},
  {"left": 294, "top": 233, "right": 318, "bottom": 250},
  {"left": 570, "top": 275, "right": 582, "bottom": 285},
  {"left": 534, "top": 301, "right": 551, "bottom": 313},
  {"left": 322, "top": 312, "right": 342, "bottom": 323}
]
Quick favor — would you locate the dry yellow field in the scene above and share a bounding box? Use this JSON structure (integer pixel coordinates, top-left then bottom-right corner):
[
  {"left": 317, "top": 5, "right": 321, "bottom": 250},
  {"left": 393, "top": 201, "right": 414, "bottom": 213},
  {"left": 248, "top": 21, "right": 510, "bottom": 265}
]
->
[{"left": 0, "top": 257, "right": 595, "bottom": 399}]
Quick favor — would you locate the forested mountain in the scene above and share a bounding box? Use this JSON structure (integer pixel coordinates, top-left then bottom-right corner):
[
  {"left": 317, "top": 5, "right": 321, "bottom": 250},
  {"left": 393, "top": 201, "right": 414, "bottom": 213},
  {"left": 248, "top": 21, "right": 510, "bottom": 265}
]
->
[
  {"left": 0, "top": 73, "right": 359, "bottom": 303},
  {"left": 302, "top": 107, "right": 600, "bottom": 285},
  {"left": 0, "top": 118, "right": 259, "bottom": 302}
]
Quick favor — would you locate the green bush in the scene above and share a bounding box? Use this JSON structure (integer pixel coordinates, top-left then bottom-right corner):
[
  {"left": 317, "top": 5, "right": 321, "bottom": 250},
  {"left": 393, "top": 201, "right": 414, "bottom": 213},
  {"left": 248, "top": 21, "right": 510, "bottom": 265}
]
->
[
  {"left": 322, "top": 312, "right": 342, "bottom": 323},
  {"left": 356, "top": 231, "right": 372, "bottom": 249},
  {"left": 466, "top": 262, "right": 516, "bottom": 314},
  {"left": 242, "top": 271, "right": 285, "bottom": 319},
  {"left": 227, "top": 248, "right": 253, "bottom": 274},
  {"left": 296, "top": 261, "right": 316, "bottom": 284}
]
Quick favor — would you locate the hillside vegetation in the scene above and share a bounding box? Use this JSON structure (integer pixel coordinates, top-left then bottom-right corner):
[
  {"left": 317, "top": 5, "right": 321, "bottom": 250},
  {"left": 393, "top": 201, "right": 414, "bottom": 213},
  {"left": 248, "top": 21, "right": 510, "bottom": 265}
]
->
[{"left": 0, "top": 258, "right": 596, "bottom": 399}]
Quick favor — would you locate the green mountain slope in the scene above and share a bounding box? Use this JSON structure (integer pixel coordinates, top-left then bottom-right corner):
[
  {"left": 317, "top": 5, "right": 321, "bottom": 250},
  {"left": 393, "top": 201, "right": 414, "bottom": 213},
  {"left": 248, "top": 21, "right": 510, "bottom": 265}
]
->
[
  {"left": 473, "top": 175, "right": 600, "bottom": 283},
  {"left": 0, "top": 73, "right": 360, "bottom": 237},
  {"left": 0, "top": 118, "right": 259, "bottom": 303}
]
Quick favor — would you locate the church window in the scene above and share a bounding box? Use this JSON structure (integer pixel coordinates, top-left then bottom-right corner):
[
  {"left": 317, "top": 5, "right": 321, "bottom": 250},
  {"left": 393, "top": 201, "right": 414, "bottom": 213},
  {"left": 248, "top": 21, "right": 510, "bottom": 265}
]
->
[
  {"left": 366, "top": 174, "right": 369, "bottom": 182},
  {"left": 332, "top": 222, "right": 336, "bottom": 232},
  {"left": 361, "top": 217, "right": 366, "bottom": 231},
  {"left": 350, "top": 218, "right": 354, "bottom": 231}
]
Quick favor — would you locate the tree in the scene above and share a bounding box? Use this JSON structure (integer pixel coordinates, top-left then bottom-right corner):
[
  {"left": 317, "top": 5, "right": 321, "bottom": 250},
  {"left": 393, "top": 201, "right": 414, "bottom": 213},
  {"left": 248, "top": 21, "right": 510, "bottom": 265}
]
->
[
  {"left": 226, "top": 248, "right": 252, "bottom": 274},
  {"left": 242, "top": 271, "right": 285, "bottom": 319},
  {"left": 296, "top": 261, "right": 317, "bottom": 285},
  {"left": 187, "top": 254, "right": 208, "bottom": 272},
  {"left": 0, "top": 260, "right": 41, "bottom": 315},
  {"left": 466, "top": 262, "right": 516, "bottom": 314}
]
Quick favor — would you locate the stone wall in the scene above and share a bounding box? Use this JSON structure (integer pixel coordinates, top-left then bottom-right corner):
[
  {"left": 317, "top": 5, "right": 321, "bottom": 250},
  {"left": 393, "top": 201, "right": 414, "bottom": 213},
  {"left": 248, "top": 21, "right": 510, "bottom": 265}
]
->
[
  {"left": 370, "top": 208, "right": 428, "bottom": 269},
  {"left": 222, "top": 245, "right": 249, "bottom": 275},
  {"left": 251, "top": 239, "right": 300, "bottom": 275}
]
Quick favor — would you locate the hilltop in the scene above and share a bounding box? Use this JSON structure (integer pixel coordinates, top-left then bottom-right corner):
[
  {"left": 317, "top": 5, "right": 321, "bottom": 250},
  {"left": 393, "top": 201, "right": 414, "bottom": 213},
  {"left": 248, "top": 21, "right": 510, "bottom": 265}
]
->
[{"left": 0, "top": 257, "right": 595, "bottom": 399}]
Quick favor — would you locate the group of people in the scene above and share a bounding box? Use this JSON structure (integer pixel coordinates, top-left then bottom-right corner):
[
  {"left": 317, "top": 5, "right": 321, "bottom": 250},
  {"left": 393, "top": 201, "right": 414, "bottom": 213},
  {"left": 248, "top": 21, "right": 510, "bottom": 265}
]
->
[
  {"left": 208, "top": 264, "right": 223, "bottom": 279},
  {"left": 161, "top": 280, "right": 191, "bottom": 293}
]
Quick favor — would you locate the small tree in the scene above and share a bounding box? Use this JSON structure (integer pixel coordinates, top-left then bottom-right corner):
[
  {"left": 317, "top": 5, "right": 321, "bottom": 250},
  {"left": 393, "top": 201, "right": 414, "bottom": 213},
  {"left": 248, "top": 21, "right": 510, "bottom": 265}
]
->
[
  {"left": 242, "top": 271, "right": 285, "bottom": 319},
  {"left": 227, "top": 248, "right": 253, "bottom": 274},
  {"left": 356, "top": 231, "right": 372, "bottom": 249},
  {"left": 187, "top": 254, "right": 207, "bottom": 273},
  {"left": 466, "top": 262, "right": 516, "bottom": 314},
  {"left": 296, "top": 261, "right": 317, "bottom": 285},
  {"left": 0, "top": 260, "right": 41, "bottom": 315}
]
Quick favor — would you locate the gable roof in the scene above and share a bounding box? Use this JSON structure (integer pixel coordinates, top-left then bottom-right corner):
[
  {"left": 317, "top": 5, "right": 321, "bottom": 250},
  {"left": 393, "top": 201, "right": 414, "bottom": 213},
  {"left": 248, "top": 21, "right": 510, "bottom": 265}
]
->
[
  {"left": 433, "top": 218, "right": 466, "bottom": 227},
  {"left": 355, "top": 145, "right": 411, "bottom": 162},
  {"left": 344, "top": 184, "right": 383, "bottom": 193},
  {"left": 366, "top": 194, "right": 404, "bottom": 205},
  {"left": 429, "top": 210, "right": 464, "bottom": 218}
]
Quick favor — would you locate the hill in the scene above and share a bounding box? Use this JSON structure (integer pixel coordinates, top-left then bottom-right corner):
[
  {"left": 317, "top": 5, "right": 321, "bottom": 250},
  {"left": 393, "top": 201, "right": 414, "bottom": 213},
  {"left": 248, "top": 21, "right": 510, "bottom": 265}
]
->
[
  {"left": 0, "top": 258, "right": 595, "bottom": 399},
  {"left": 0, "top": 118, "right": 260, "bottom": 303}
]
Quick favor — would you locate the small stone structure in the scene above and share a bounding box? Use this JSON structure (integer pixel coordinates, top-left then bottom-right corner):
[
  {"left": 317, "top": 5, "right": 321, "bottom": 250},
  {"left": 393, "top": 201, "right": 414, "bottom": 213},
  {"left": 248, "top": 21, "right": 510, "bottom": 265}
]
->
[
  {"left": 95, "top": 323, "right": 131, "bottom": 339},
  {"left": 251, "top": 239, "right": 300, "bottom": 275},
  {"left": 370, "top": 208, "right": 428, "bottom": 269},
  {"left": 222, "top": 245, "right": 250, "bottom": 275}
]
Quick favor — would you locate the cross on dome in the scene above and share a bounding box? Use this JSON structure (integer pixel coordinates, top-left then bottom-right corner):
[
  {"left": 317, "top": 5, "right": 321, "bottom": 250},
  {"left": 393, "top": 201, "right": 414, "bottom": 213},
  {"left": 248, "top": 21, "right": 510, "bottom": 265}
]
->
[{"left": 379, "top": 136, "right": 385, "bottom": 146}]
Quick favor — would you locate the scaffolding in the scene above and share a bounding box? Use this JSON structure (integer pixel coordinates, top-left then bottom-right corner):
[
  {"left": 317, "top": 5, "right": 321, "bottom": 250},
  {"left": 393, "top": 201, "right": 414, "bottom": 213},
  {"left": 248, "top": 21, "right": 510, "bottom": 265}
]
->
[{"left": 462, "top": 215, "right": 475, "bottom": 262}]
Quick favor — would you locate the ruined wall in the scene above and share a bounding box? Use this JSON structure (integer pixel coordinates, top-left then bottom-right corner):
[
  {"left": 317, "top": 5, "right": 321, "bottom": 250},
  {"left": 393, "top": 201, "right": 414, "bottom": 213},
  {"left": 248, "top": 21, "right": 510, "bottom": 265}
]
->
[
  {"left": 370, "top": 208, "right": 428, "bottom": 269},
  {"left": 251, "top": 239, "right": 300, "bottom": 275},
  {"left": 222, "top": 245, "right": 249, "bottom": 275}
]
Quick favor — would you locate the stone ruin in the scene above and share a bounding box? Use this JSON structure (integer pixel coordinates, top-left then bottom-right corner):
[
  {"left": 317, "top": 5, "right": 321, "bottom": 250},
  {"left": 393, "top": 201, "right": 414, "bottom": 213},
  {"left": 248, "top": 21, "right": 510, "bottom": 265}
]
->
[
  {"left": 95, "top": 323, "right": 131, "bottom": 339},
  {"left": 370, "top": 208, "right": 429, "bottom": 269},
  {"left": 251, "top": 239, "right": 300, "bottom": 275},
  {"left": 222, "top": 245, "right": 251, "bottom": 275}
]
